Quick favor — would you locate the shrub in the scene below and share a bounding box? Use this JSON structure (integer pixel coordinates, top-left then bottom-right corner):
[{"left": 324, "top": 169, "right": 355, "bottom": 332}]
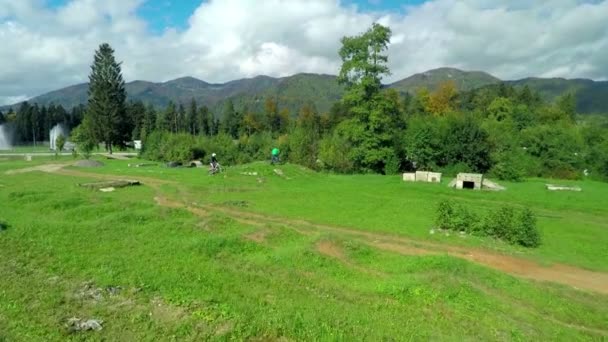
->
[
  {"left": 454, "top": 206, "right": 479, "bottom": 233},
  {"left": 56, "top": 134, "right": 66, "bottom": 152},
  {"left": 318, "top": 132, "right": 354, "bottom": 173},
  {"left": 436, "top": 202, "right": 541, "bottom": 248},
  {"left": 141, "top": 131, "right": 205, "bottom": 163},
  {"left": 238, "top": 132, "right": 273, "bottom": 162},
  {"left": 205, "top": 133, "right": 239, "bottom": 165},
  {"left": 0, "top": 220, "right": 8, "bottom": 231},
  {"left": 288, "top": 127, "right": 319, "bottom": 169},
  {"left": 490, "top": 150, "right": 527, "bottom": 181},
  {"left": 435, "top": 200, "right": 479, "bottom": 233},
  {"left": 480, "top": 205, "right": 541, "bottom": 247},
  {"left": 440, "top": 162, "right": 471, "bottom": 178},
  {"left": 481, "top": 206, "right": 516, "bottom": 241},
  {"left": 514, "top": 208, "right": 541, "bottom": 247},
  {"left": 162, "top": 134, "right": 198, "bottom": 163},
  {"left": 70, "top": 121, "right": 96, "bottom": 160},
  {"left": 435, "top": 200, "right": 455, "bottom": 230},
  {"left": 383, "top": 153, "right": 401, "bottom": 175}
]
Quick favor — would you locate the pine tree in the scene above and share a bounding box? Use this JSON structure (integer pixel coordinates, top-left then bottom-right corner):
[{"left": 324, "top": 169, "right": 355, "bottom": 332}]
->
[
  {"left": 16, "top": 102, "right": 31, "bottom": 143},
  {"left": 197, "top": 105, "right": 211, "bottom": 136},
  {"left": 142, "top": 104, "right": 156, "bottom": 138},
  {"left": 128, "top": 100, "right": 146, "bottom": 140},
  {"left": 177, "top": 103, "right": 187, "bottom": 132},
  {"left": 187, "top": 98, "right": 198, "bottom": 135},
  {"left": 86, "top": 43, "right": 128, "bottom": 154},
  {"left": 222, "top": 100, "right": 240, "bottom": 138},
  {"left": 163, "top": 101, "right": 177, "bottom": 132}
]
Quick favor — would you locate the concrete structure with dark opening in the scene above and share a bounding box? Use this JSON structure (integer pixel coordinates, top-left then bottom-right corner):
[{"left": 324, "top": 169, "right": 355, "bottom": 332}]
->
[{"left": 456, "top": 173, "right": 483, "bottom": 190}]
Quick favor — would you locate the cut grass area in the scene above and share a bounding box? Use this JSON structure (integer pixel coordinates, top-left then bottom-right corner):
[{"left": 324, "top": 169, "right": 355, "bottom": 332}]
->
[{"left": 1, "top": 159, "right": 607, "bottom": 340}]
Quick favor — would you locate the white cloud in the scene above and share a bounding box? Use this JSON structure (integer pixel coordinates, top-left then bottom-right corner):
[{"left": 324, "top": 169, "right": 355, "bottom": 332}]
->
[
  {"left": 0, "top": 95, "right": 29, "bottom": 106},
  {"left": 0, "top": 0, "right": 607, "bottom": 104}
]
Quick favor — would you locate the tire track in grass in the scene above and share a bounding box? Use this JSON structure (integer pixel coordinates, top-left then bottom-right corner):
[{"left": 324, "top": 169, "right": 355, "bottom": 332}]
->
[{"left": 316, "top": 241, "right": 387, "bottom": 277}]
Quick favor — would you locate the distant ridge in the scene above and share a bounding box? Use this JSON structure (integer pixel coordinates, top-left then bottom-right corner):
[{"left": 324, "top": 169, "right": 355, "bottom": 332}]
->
[{"left": 3, "top": 68, "right": 606, "bottom": 114}]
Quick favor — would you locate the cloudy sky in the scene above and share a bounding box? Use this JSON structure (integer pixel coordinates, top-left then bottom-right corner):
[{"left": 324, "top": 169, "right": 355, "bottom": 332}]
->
[{"left": 1, "top": 0, "right": 607, "bottom": 105}]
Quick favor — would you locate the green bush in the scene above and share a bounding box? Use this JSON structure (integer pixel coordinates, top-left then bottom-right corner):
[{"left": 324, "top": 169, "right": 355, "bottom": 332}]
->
[
  {"left": 0, "top": 219, "right": 8, "bottom": 231},
  {"left": 480, "top": 205, "right": 541, "bottom": 247},
  {"left": 436, "top": 202, "right": 541, "bottom": 248},
  {"left": 204, "top": 133, "right": 240, "bottom": 165},
  {"left": 318, "top": 132, "right": 354, "bottom": 173},
  {"left": 383, "top": 153, "right": 401, "bottom": 175},
  {"left": 435, "top": 200, "right": 455, "bottom": 230},
  {"left": 490, "top": 150, "right": 527, "bottom": 181},
  {"left": 238, "top": 132, "right": 273, "bottom": 162},
  {"left": 481, "top": 206, "right": 516, "bottom": 241},
  {"left": 288, "top": 127, "right": 319, "bottom": 169},
  {"left": 454, "top": 206, "right": 479, "bottom": 233},
  {"left": 435, "top": 200, "right": 479, "bottom": 233},
  {"left": 70, "top": 120, "right": 96, "bottom": 160},
  {"left": 142, "top": 131, "right": 205, "bottom": 163},
  {"left": 440, "top": 162, "right": 472, "bottom": 178},
  {"left": 514, "top": 208, "right": 541, "bottom": 247}
]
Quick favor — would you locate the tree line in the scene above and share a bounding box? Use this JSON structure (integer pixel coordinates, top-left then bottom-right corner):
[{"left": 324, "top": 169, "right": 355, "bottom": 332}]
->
[
  {"left": 3, "top": 25, "right": 607, "bottom": 181},
  {"left": 0, "top": 103, "right": 84, "bottom": 145}
]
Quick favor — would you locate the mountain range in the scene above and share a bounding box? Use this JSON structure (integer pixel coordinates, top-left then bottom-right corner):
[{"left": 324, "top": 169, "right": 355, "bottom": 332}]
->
[{"left": 3, "top": 67, "right": 607, "bottom": 115}]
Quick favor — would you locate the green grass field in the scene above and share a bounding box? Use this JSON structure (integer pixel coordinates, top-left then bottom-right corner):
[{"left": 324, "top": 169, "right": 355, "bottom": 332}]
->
[{"left": 1, "top": 157, "right": 607, "bottom": 340}]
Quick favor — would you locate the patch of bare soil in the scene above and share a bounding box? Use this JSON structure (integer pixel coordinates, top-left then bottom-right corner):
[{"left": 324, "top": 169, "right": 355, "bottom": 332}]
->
[
  {"left": 154, "top": 196, "right": 183, "bottom": 209},
  {"left": 5, "top": 163, "right": 70, "bottom": 174},
  {"left": 245, "top": 230, "right": 270, "bottom": 243},
  {"left": 150, "top": 297, "right": 186, "bottom": 323},
  {"left": 456, "top": 252, "right": 608, "bottom": 295},
  {"left": 317, "top": 241, "right": 345, "bottom": 260},
  {"left": 74, "top": 160, "right": 104, "bottom": 168},
  {"left": 103, "top": 154, "right": 130, "bottom": 160},
  {"left": 368, "top": 241, "right": 436, "bottom": 256}
]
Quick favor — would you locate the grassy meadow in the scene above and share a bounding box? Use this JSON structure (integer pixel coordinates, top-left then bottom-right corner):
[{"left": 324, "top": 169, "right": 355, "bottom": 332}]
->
[{"left": 1, "top": 156, "right": 607, "bottom": 340}]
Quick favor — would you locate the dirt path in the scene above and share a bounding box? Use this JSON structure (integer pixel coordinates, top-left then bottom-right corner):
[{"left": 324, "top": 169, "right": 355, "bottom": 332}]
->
[
  {"left": 4, "top": 163, "right": 69, "bottom": 174},
  {"left": 193, "top": 202, "right": 608, "bottom": 295},
  {"left": 11, "top": 163, "right": 607, "bottom": 295}
]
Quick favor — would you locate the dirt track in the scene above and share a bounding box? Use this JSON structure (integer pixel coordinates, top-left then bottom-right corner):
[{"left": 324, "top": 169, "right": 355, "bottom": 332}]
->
[
  {"left": 6, "top": 163, "right": 608, "bottom": 295},
  {"left": 192, "top": 200, "right": 608, "bottom": 295}
]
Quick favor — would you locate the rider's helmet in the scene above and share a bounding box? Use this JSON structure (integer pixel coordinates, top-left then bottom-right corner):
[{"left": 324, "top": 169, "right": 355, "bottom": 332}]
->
[{"left": 212, "top": 153, "right": 216, "bottom": 157}]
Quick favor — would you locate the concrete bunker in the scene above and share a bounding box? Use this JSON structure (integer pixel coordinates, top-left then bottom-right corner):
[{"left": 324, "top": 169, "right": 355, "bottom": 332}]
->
[
  {"left": 456, "top": 173, "right": 483, "bottom": 190},
  {"left": 447, "top": 173, "right": 505, "bottom": 191},
  {"left": 403, "top": 171, "right": 442, "bottom": 183}
]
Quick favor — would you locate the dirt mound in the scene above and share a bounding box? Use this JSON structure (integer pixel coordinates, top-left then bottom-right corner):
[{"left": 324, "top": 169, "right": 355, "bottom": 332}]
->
[{"left": 74, "top": 160, "right": 104, "bottom": 168}]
